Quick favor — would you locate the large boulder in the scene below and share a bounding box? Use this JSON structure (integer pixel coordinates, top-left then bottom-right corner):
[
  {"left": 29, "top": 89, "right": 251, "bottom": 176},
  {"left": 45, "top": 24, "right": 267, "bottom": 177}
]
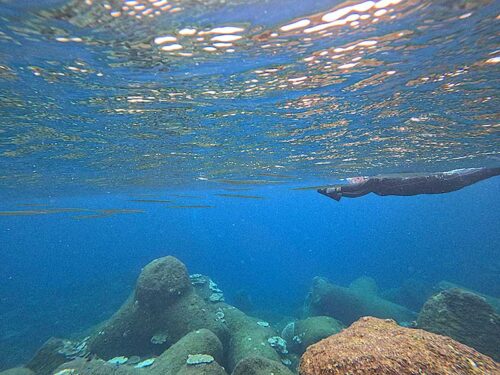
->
[
  {"left": 435, "top": 281, "right": 500, "bottom": 313},
  {"left": 87, "top": 256, "right": 229, "bottom": 358},
  {"left": 149, "top": 329, "right": 224, "bottom": 375},
  {"left": 299, "top": 316, "right": 500, "bottom": 375},
  {"left": 305, "top": 277, "right": 416, "bottom": 325},
  {"left": 135, "top": 256, "right": 192, "bottom": 310},
  {"left": 281, "top": 316, "right": 344, "bottom": 355},
  {"left": 417, "top": 288, "right": 500, "bottom": 360},
  {"left": 232, "top": 356, "right": 294, "bottom": 375}
]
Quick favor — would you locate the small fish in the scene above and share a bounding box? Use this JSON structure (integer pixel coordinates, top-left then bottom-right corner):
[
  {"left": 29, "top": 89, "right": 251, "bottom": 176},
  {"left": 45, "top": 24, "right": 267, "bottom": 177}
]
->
[
  {"left": 214, "top": 179, "right": 282, "bottom": 185},
  {"left": 216, "top": 194, "right": 264, "bottom": 199},
  {"left": 16, "top": 203, "right": 49, "bottom": 207},
  {"left": 45, "top": 208, "right": 89, "bottom": 213},
  {"left": 222, "top": 187, "right": 253, "bottom": 191},
  {"left": 72, "top": 209, "right": 144, "bottom": 220},
  {"left": 169, "top": 205, "right": 213, "bottom": 209},
  {"left": 129, "top": 199, "right": 172, "bottom": 203},
  {"left": 72, "top": 214, "right": 111, "bottom": 220},
  {"left": 100, "top": 209, "right": 144, "bottom": 215},
  {"left": 255, "top": 172, "right": 292, "bottom": 179},
  {"left": 0, "top": 210, "right": 49, "bottom": 216}
]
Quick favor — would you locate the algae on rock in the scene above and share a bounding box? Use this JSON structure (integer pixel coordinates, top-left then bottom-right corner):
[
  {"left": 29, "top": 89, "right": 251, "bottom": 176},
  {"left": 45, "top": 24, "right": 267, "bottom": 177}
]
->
[
  {"left": 149, "top": 329, "right": 223, "bottom": 375},
  {"left": 176, "top": 361, "right": 228, "bottom": 375},
  {"left": 87, "top": 256, "right": 229, "bottom": 358},
  {"left": 417, "top": 288, "right": 500, "bottom": 361},
  {"left": 282, "top": 316, "right": 344, "bottom": 355},
  {"left": 232, "top": 356, "right": 294, "bottom": 375},
  {"left": 220, "top": 305, "right": 282, "bottom": 371},
  {"left": 305, "top": 276, "right": 416, "bottom": 325}
]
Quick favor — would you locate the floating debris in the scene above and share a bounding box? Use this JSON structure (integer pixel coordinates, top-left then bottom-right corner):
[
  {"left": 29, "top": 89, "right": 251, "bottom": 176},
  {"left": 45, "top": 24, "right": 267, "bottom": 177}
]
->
[
  {"left": 107, "top": 356, "right": 128, "bottom": 365},
  {"left": 134, "top": 358, "right": 155, "bottom": 368},
  {"left": 186, "top": 354, "right": 214, "bottom": 365}
]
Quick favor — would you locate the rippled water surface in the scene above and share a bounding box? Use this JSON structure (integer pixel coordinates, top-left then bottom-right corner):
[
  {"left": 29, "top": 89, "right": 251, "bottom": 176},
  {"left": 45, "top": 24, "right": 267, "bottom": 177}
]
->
[{"left": 0, "top": 0, "right": 498, "bottom": 197}]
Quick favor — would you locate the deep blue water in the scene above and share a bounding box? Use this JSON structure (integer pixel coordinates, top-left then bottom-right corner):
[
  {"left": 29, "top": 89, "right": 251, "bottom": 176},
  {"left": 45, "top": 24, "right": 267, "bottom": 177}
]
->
[{"left": 1, "top": 177, "right": 499, "bottom": 368}]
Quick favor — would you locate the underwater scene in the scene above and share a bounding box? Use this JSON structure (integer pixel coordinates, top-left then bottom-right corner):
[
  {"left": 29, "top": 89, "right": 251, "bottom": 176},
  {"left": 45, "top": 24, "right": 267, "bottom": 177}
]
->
[{"left": 0, "top": 0, "right": 499, "bottom": 374}]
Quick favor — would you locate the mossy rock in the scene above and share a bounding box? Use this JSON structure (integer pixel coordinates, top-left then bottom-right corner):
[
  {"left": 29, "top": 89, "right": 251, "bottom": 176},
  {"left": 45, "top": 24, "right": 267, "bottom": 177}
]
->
[
  {"left": 87, "top": 257, "right": 228, "bottom": 359},
  {"left": 149, "top": 329, "right": 223, "bottom": 375},
  {"left": 221, "top": 305, "right": 281, "bottom": 371},
  {"left": 232, "top": 356, "right": 294, "bottom": 375},
  {"left": 306, "top": 277, "right": 416, "bottom": 325},
  {"left": 283, "top": 316, "right": 344, "bottom": 355},
  {"left": 176, "top": 361, "right": 228, "bottom": 375},
  {"left": 135, "top": 256, "right": 191, "bottom": 311},
  {"left": 417, "top": 288, "right": 500, "bottom": 360},
  {"left": 53, "top": 358, "right": 140, "bottom": 375},
  {"left": 26, "top": 338, "right": 73, "bottom": 375}
]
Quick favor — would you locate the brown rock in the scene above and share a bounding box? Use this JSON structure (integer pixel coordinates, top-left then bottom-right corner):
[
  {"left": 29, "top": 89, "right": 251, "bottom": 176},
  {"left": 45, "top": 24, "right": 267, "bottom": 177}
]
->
[{"left": 299, "top": 316, "right": 500, "bottom": 375}]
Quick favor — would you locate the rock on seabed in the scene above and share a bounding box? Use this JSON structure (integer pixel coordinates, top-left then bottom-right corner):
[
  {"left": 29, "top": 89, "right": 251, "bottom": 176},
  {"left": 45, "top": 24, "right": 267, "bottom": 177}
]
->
[
  {"left": 299, "top": 316, "right": 500, "bottom": 375},
  {"left": 417, "top": 288, "right": 500, "bottom": 361}
]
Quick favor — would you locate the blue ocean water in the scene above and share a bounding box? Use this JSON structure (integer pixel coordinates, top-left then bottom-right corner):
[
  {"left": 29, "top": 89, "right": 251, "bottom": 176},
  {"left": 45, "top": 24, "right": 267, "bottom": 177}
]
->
[
  {"left": 1, "top": 178, "right": 499, "bottom": 367},
  {"left": 0, "top": 0, "right": 499, "bottom": 371}
]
